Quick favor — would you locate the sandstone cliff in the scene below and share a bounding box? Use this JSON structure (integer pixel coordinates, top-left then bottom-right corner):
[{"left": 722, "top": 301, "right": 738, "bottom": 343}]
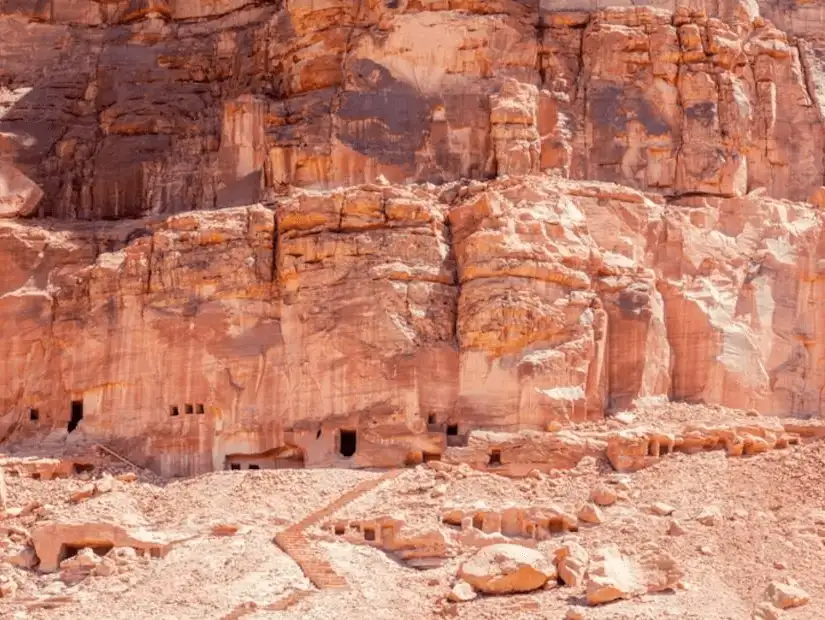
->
[
  {"left": 3, "top": 0, "right": 825, "bottom": 218},
  {"left": 3, "top": 0, "right": 825, "bottom": 475},
  {"left": 3, "top": 174, "right": 825, "bottom": 475}
]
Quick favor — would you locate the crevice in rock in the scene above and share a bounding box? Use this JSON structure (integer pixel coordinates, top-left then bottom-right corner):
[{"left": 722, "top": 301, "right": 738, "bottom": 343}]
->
[{"left": 270, "top": 205, "right": 279, "bottom": 287}]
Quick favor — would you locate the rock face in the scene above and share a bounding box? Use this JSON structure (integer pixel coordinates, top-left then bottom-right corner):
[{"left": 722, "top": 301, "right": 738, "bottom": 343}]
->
[
  {"left": 3, "top": 2, "right": 825, "bottom": 475},
  {"left": 3, "top": 1, "right": 825, "bottom": 219}
]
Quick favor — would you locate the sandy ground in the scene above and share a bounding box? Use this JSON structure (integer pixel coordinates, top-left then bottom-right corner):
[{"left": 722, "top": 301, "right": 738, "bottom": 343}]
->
[{"left": 2, "top": 408, "right": 825, "bottom": 619}]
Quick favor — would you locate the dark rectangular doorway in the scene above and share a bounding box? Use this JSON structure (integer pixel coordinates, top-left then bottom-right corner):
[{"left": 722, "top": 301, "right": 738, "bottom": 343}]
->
[
  {"left": 339, "top": 430, "right": 357, "bottom": 457},
  {"left": 68, "top": 400, "right": 83, "bottom": 433}
]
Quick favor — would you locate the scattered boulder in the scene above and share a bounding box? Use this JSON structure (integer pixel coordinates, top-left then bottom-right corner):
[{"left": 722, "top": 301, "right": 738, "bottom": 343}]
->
[
  {"left": 638, "top": 547, "right": 684, "bottom": 593},
  {"left": 91, "top": 557, "right": 117, "bottom": 577},
  {"left": 586, "top": 545, "right": 638, "bottom": 605},
  {"left": 60, "top": 547, "right": 102, "bottom": 571},
  {"left": 668, "top": 520, "right": 687, "bottom": 536},
  {"left": 116, "top": 472, "right": 138, "bottom": 483},
  {"left": 566, "top": 606, "right": 587, "bottom": 620},
  {"left": 211, "top": 524, "right": 239, "bottom": 537},
  {"left": 6, "top": 544, "right": 36, "bottom": 569},
  {"left": 0, "top": 583, "right": 16, "bottom": 599},
  {"left": 695, "top": 506, "right": 722, "bottom": 526},
  {"left": 590, "top": 486, "right": 618, "bottom": 507},
  {"left": 650, "top": 502, "right": 676, "bottom": 516},
  {"left": 809, "top": 186, "right": 825, "bottom": 209},
  {"left": 110, "top": 547, "right": 138, "bottom": 564},
  {"left": 578, "top": 503, "right": 604, "bottom": 525},
  {"left": 19, "top": 501, "right": 42, "bottom": 517},
  {"left": 95, "top": 474, "right": 115, "bottom": 495},
  {"left": 556, "top": 542, "right": 589, "bottom": 587},
  {"left": 458, "top": 544, "right": 556, "bottom": 595},
  {"left": 753, "top": 603, "right": 781, "bottom": 620},
  {"left": 585, "top": 545, "right": 682, "bottom": 605},
  {"left": 448, "top": 580, "right": 477, "bottom": 602},
  {"left": 70, "top": 484, "right": 96, "bottom": 504},
  {"left": 0, "top": 162, "right": 44, "bottom": 218},
  {"left": 765, "top": 580, "right": 810, "bottom": 610}
]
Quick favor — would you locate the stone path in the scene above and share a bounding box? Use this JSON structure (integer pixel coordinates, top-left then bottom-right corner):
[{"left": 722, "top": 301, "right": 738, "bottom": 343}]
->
[{"left": 274, "top": 469, "right": 403, "bottom": 589}]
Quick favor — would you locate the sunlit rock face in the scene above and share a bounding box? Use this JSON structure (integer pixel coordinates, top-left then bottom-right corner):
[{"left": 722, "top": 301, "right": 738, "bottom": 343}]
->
[{"left": 3, "top": 0, "right": 825, "bottom": 475}]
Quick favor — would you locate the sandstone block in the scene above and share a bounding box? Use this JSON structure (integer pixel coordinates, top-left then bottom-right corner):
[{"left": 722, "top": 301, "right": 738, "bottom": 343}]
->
[
  {"left": 556, "top": 541, "right": 589, "bottom": 587},
  {"left": 766, "top": 580, "right": 810, "bottom": 609},
  {"left": 459, "top": 544, "right": 556, "bottom": 595},
  {"left": 590, "top": 486, "right": 618, "bottom": 507},
  {"left": 577, "top": 503, "right": 604, "bottom": 525},
  {"left": 448, "top": 580, "right": 477, "bottom": 602}
]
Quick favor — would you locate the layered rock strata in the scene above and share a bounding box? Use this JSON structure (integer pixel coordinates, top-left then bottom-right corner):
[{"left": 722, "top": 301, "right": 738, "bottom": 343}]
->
[
  {"left": 4, "top": 1, "right": 825, "bottom": 475},
  {"left": 2, "top": 2, "right": 825, "bottom": 219},
  {"left": 3, "top": 175, "right": 825, "bottom": 474}
]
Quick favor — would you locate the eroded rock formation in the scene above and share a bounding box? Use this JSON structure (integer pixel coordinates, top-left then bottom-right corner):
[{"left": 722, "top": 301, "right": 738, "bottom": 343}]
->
[
  {"left": 4, "top": 1, "right": 825, "bottom": 475},
  {"left": 5, "top": 173, "right": 825, "bottom": 474}
]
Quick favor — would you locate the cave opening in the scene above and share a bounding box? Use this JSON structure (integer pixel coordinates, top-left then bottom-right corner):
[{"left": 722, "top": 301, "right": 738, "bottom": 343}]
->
[
  {"left": 339, "top": 430, "right": 357, "bottom": 457},
  {"left": 68, "top": 400, "right": 83, "bottom": 433}
]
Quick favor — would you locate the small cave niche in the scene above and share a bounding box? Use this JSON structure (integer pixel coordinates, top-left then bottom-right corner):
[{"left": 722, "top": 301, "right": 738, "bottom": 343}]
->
[
  {"left": 68, "top": 400, "right": 83, "bottom": 433},
  {"left": 339, "top": 430, "right": 357, "bottom": 458},
  {"left": 316, "top": 429, "right": 322, "bottom": 439},
  {"left": 248, "top": 464, "right": 260, "bottom": 470},
  {"left": 229, "top": 463, "right": 241, "bottom": 471},
  {"left": 73, "top": 463, "right": 95, "bottom": 475},
  {"left": 423, "top": 452, "right": 441, "bottom": 463},
  {"left": 58, "top": 543, "right": 114, "bottom": 564},
  {"left": 334, "top": 524, "right": 346, "bottom": 536},
  {"left": 195, "top": 404, "right": 205, "bottom": 414},
  {"left": 427, "top": 414, "right": 436, "bottom": 425},
  {"left": 170, "top": 405, "right": 180, "bottom": 417},
  {"left": 363, "top": 527, "right": 376, "bottom": 542},
  {"left": 29, "top": 408, "right": 39, "bottom": 422},
  {"left": 185, "top": 404, "right": 194, "bottom": 415},
  {"left": 488, "top": 449, "right": 502, "bottom": 466},
  {"left": 472, "top": 514, "right": 484, "bottom": 530},
  {"left": 446, "top": 424, "right": 458, "bottom": 436}
]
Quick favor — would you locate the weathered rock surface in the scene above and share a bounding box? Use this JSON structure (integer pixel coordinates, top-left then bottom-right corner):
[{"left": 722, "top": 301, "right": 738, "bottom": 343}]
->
[
  {"left": 765, "top": 580, "right": 810, "bottom": 609},
  {"left": 458, "top": 544, "right": 557, "bottom": 595},
  {"left": 2, "top": 173, "right": 825, "bottom": 474},
  {"left": 3, "top": 1, "right": 825, "bottom": 219},
  {"left": 4, "top": 0, "right": 825, "bottom": 476},
  {"left": 31, "top": 522, "right": 176, "bottom": 572},
  {"left": 586, "top": 544, "right": 682, "bottom": 605},
  {"left": 556, "top": 541, "right": 589, "bottom": 587}
]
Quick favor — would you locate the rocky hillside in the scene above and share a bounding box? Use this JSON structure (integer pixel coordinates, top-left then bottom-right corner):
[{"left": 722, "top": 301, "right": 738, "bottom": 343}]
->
[{"left": 3, "top": 0, "right": 825, "bottom": 477}]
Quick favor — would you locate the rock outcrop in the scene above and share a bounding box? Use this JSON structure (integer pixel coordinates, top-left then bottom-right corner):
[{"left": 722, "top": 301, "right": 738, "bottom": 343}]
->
[
  {"left": 3, "top": 1, "right": 825, "bottom": 475},
  {"left": 458, "top": 544, "right": 557, "bottom": 595},
  {"left": 3, "top": 2, "right": 825, "bottom": 219},
  {"left": 31, "top": 522, "right": 177, "bottom": 572},
  {"left": 3, "top": 174, "right": 825, "bottom": 474}
]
